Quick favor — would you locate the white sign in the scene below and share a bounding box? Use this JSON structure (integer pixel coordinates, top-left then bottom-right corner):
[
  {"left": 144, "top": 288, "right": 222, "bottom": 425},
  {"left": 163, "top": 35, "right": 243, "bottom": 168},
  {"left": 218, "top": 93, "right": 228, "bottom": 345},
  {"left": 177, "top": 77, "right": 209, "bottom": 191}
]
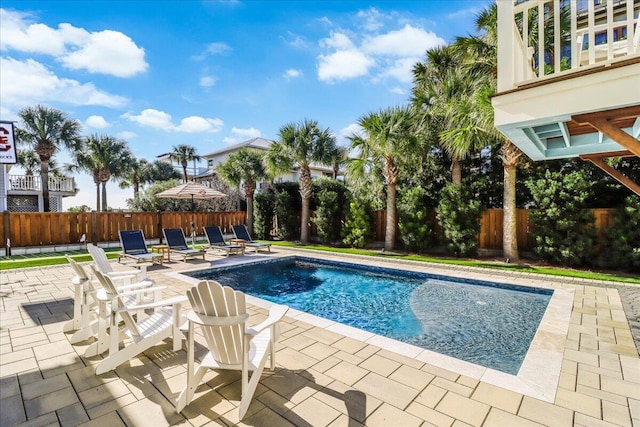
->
[{"left": 0, "top": 121, "right": 17, "bottom": 164}]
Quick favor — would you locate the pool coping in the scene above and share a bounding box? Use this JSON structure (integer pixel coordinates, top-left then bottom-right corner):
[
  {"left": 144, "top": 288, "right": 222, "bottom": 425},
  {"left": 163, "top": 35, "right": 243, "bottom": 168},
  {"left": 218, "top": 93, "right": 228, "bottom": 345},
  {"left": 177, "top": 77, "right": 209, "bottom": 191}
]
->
[{"left": 165, "top": 250, "right": 575, "bottom": 404}]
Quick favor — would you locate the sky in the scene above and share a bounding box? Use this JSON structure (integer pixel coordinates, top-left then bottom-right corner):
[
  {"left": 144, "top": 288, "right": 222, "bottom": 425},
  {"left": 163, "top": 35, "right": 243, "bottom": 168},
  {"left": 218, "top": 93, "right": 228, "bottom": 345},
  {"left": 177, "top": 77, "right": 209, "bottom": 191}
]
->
[{"left": 0, "top": 0, "right": 490, "bottom": 210}]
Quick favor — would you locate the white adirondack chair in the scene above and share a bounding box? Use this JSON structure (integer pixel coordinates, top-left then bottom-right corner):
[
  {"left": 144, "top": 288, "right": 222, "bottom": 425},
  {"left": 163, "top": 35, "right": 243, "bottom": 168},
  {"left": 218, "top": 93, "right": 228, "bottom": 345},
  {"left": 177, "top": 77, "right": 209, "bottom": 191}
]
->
[
  {"left": 175, "top": 280, "right": 289, "bottom": 420},
  {"left": 63, "top": 256, "right": 100, "bottom": 344},
  {"left": 87, "top": 243, "right": 148, "bottom": 284},
  {"left": 89, "top": 266, "right": 186, "bottom": 374}
]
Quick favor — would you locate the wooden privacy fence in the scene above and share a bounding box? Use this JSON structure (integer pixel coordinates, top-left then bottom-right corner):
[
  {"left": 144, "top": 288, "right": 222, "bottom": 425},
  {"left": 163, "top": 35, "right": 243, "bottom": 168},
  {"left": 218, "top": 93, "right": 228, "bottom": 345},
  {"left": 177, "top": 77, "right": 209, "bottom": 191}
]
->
[
  {"left": 371, "top": 208, "right": 618, "bottom": 252},
  {"left": 0, "top": 208, "right": 618, "bottom": 252},
  {"left": 1, "top": 211, "right": 245, "bottom": 249}
]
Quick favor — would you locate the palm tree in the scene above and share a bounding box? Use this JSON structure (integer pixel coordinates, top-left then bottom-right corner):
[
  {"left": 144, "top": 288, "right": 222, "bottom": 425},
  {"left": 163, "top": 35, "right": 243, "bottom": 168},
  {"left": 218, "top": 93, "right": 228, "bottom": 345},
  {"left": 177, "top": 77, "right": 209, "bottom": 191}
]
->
[
  {"left": 71, "top": 148, "right": 102, "bottom": 211},
  {"left": 170, "top": 144, "right": 201, "bottom": 183},
  {"left": 412, "top": 45, "right": 475, "bottom": 185},
  {"left": 328, "top": 146, "right": 349, "bottom": 180},
  {"left": 217, "top": 148, "right": 268, "bottom": 235},
  {"left": 460, "top": 3, "right": 525, "bottom": 261},
  {"left": 119, "top": 158, "right": 154, "bottom": 200},
  {"left": 17, "top": 149, "right": 40, "bottom": 176},
  {"left": 15, "top": 105, "right": 82, "bottom": 212},
  {"left": 268, "top": 120, "right": 337, "bottom": 244},
  {"left": 73, "top": 134, "right": 134, "bottom": 211},
  {"left": 349, "top": 106, "right": 417, "bottom": 251}
]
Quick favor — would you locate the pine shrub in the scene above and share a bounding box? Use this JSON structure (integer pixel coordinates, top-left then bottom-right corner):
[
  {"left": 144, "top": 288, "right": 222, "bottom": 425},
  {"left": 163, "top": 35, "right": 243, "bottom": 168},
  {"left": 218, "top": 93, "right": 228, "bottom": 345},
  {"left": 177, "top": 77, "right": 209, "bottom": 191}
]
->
[
  {"left": 436, "top": 183, "right": 482, "bottom": 257},
  {"left": 342, "top": 198, "right": 373, "bottom": 248},
  {"left": 398, "top": 186, "right": 434, "bottom": 252},
  {"left": 526, "top": 170, "right": 596, "bottom": 266},
  {"left": 254, "top": 190, "right": 275, "bottom": 240}
]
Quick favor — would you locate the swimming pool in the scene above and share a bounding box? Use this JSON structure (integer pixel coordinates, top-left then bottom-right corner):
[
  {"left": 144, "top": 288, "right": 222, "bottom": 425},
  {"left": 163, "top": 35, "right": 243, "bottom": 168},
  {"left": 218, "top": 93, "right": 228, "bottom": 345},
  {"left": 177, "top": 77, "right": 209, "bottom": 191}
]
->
[{"left": 187, "top": 256, "right": 553, "bottom": 375}]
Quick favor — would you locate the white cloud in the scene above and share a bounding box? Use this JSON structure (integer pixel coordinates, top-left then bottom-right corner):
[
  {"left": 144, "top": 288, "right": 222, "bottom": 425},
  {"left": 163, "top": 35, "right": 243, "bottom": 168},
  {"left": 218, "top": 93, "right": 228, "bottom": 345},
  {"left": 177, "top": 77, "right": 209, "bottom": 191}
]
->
[
  {"left": 340, "top": 123, "right": 362, "bottom": 139},
  {"left": 85, "top": 115, "right": 109, "bottom": 129},
  {"left": 357, "top": 8, "right": 384, "bottom": 32},
  {"left": 447, "top": 7, "right": 482, "bottom": 20},
  {"left": 232, "top": 127, "right": 261, "bottom": 138},
  {"left": 280, "top": 31, "right": 306, "bottom": 48},
  {"left": 200, "top": 75, "right": 217, "bottom": 88},
  {"left": 316, "top": 18, "right": 445, "bottom": 85},
  {"left": 283, "top": 68, "right": 302, "bottom": 79},
  {"left": 390, "top": 87, "right": 405, "bottom": 95},
  {"left": 320, "top": 32, "right": 355, "bottom": 50},
  {"left": 1, "top": 9, "right": 148, "bottom": 78},
  {"left": 61, "top": 30, "right": 147, "bottom": 77},
  {"left": 379, "top": 56, "right": 421, "bottom": 83},
  {"left": 0, "top": 9, "right": 66, "bottom": 55},
  {"left": 176, "top": 116, "right": 223, "bottom": 133},
  {"left": 122, "top": 109, "right": 224, "bottom": 133},
  {"left": 0, "top": 57, "right": 128, "bottom": 108},
  {"left": 318, "top": 50, "right": 373, "bottom": 83},
  {"left": 118, "top": 131, "right": 137, "bottom": 140},
  {"left": 223, "top": 126, "right": 261, "bottom": 144},
  {"left": 318, "top": 16, "right": 333, "bottom": 26},
  {"left": 206, "top": 42, "right": 232, "bottom": 55},
  {"left": 363, "top": 24, "right": 444, "bottom": 57}
]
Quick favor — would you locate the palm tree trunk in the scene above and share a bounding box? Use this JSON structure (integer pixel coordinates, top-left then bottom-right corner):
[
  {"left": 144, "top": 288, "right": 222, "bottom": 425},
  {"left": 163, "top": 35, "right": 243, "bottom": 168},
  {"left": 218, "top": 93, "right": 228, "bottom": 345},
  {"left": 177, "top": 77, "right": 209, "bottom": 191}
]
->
[
  {"left": 501, "top": 141, "right": 522, "bottom": 261},
  {"left": 299, "top": 166, "right": 312, "bottom": 244},
  {"left": 95, "top": 183, "right": 101, "bottom": 212},
  {"left": 101, "top": 182, "right": 107, "bottom": 212},
  {"left": 40, "top": 160, "right": 50, "bottom": 212},
  {"left": 246, "top": 195, "right": 254, "bottom": 235},
  {"left": 451, "top": 157, "right": 462, "bottom": 186},
  {"left": 385, "top": 183, "right": 397, "bottom": 251},
  {"left": 503, "top": 164, "right": 518, "bottom": 260}
]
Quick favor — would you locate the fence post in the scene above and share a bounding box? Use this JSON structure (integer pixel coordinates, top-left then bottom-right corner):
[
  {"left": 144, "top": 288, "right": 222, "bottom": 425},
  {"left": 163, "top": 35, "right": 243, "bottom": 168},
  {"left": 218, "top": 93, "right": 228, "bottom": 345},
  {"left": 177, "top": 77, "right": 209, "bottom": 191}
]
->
[
  {"left": 3, "top": 211, "right": 11, "bottom": 256},
  {"left": 157, "top": 210, "right": 163, "bottom": 244}
]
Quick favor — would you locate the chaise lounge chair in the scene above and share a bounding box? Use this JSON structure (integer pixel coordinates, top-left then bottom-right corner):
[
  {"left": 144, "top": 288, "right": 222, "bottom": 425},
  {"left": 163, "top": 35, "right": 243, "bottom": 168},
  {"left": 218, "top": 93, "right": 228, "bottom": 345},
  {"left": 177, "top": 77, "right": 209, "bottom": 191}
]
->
[
  {"left": 231, "top": 224, "right": 272, "bottom": 253},
  {"left": 118, "top": 230, "right": 164, "bottom": 265},
  {"left": 175, "top": 280, "right": 289, "bottom": 419},
  {"left": 203, "top": 226, "right": 245, "bottom": 256},
  {"left": 163, "top": 228, "right": 206, "bottom": 262}
]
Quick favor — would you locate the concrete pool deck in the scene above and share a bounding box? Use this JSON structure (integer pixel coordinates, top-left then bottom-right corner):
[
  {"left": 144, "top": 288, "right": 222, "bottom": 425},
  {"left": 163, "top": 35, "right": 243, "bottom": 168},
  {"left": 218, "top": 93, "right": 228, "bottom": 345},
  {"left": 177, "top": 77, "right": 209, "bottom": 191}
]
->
[{"left": 1, "top": 247, "right": 639, "bottom": 426}]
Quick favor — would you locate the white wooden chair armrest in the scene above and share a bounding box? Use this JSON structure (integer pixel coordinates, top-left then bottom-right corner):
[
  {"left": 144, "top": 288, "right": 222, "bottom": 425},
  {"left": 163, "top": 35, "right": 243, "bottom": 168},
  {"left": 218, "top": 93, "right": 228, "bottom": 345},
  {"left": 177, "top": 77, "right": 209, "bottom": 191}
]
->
[
  {"left": 116, "top": 280, "right": 155, "bottom": 291},
  {"left": 187, "top": 311, "right": 249, "bottom": 326},
  {"left": 114, "top": 295, "right": 187, "bottom": 313},
  {"left": 246, "top": 305, "right": 289, "bottom": 336},
  {"left": 116, "top": 286, "right": 167, "bottom": 298}
]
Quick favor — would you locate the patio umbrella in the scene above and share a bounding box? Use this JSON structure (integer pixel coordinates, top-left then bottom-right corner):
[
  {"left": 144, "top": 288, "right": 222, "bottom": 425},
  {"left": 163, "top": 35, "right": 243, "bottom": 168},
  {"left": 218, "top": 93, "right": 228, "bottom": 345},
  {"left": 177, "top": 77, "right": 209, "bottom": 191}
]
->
[{"left": 156, "top": 182, "right": 227, "bottom": 247}]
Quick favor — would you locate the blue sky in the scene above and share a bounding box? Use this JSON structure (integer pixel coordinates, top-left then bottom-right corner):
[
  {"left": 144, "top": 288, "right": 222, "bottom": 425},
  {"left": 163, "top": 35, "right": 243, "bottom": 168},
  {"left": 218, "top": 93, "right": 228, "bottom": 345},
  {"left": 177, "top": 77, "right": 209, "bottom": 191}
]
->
[{"left": 0, "top": 0, "right": 490, "bottom": 209}]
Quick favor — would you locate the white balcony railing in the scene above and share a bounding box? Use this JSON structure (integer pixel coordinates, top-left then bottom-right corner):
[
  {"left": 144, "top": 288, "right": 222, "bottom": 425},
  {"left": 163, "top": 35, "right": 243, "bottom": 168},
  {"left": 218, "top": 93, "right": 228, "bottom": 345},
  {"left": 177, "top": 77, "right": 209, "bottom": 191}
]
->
[
  {"left": 497, "top": 0, "right": 639, "bottom": 91},
  {"left": 8, "top": 174, "right": 76, "bottom": 192}
]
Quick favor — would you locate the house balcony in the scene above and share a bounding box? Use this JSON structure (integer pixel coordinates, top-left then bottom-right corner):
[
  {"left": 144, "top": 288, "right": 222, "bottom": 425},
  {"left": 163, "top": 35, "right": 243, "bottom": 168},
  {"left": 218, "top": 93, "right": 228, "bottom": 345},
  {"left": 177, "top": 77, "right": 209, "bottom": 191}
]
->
[
  {"left": 493, "top": 0, "right": 639, "bottom": 157},
  {"left": 7, "top": 174, "right": 78, "bottom": 196}
]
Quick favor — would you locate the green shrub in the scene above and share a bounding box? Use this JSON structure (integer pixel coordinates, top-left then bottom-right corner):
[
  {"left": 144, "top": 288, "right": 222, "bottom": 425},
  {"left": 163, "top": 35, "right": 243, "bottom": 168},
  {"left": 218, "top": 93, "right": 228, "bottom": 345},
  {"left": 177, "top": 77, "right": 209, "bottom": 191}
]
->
[
  {"left": 312, "top": 179, "right": 349, "bottom": 243},
  {"left": 602, "top": 196, "right": 640, "bottom": 271},
  {"left": 274, "top": 189, "right": 298, "bottom": 240},
  {"left": 436, "top": 183, "right": 482, "bottom": 257},
  {"left": 398, "top": 186, "right": 434, "bottom": 252},
  {"left": 342, "top": 198, "right": 373, "bottom": 248},
  {"left": 254, "top": 190, "right": 275, "bottom": 240},
  {"left": 526, "top": 170, "right": 596, "bottom": 266}
]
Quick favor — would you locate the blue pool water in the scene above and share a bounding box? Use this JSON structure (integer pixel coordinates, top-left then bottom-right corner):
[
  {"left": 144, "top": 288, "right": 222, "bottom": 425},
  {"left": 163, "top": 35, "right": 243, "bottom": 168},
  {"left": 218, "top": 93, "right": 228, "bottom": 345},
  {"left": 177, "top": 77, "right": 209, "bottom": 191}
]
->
[{"left": 187, "top": 257, "right": 552, "bottom": 374}]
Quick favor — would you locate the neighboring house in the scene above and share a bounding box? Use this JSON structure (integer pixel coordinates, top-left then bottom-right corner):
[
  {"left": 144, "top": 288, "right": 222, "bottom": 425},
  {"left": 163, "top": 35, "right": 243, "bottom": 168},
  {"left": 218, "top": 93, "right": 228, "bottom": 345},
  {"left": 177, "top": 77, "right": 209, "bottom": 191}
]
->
[
  {"left": 199, "top": 137, "right": 336, "bottom": 190},
  {"left": 0, "top": 164, "right": 78, "bottom": 212},
  {"left": 493, "top": 0, "right": 640, "bottom": 195}
]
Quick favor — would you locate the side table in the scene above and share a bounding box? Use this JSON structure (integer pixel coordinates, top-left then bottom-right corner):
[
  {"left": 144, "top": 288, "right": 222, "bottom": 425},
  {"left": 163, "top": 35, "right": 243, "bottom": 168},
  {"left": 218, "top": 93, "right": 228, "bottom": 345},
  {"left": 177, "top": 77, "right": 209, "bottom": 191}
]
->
[{"left": 151, "top": 244, "right": 170, "bottom": 262}]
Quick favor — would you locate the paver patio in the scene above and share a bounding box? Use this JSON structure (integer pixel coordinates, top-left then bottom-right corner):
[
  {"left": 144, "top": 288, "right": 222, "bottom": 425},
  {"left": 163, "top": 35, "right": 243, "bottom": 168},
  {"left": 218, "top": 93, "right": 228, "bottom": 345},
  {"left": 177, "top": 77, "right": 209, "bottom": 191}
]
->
[{"left": 1, "top": 247, "right": 639, "bottom": 426}]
